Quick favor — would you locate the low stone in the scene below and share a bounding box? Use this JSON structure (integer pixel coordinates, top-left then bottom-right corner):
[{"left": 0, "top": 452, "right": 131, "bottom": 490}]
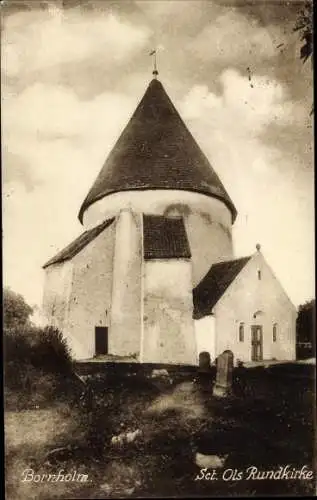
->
[
  {"left": 198, "top": 351, "right": 211, "bottom": 373},
  {"left": 111, "top": 429, "right": 143, "bottom": 447},
  {"left": 100, "top": 482, "right": 112, "bottom": 494},
  {"left": 44, "top": 445, "right": 73, "bottom": 464},
  {"left": 213, "top": 350, "right": 234, "bottom": 397},
  {"left": 126, "top": 429, "right": 142, "bottom": 443},
  {"left": 195, "top": 452, "right": 228, "bottom": 469},
  {"left": 151, "top": 369, "right": 170, "bottom": 378},
  {"left": 123, "top": 487, "right": 135, "bottom": 496},
  {"left": 110, "top": 434, "right": 125, "bottom": 447}
]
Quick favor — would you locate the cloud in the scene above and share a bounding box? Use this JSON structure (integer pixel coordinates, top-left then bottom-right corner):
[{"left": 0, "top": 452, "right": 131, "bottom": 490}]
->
[
  {"left": 2, "top": 80, "right": 140, "bottom": 305},
  {"left": 3, "top": 82, "right": 137, "bottom": 182},
  {"left": 2, "top": 2, "right": 313, "bottom": 310},
  {"left": 179, "top": 69, "right": 314, "bottom": 305},
  {"left": 2, "top": 5, "right": 152, "bottom": 306},
  {"left": 180, "top": 69, "right": 288, "bottom": 171},
  {"left": 135, "top": 0, "right": 206, "bottom": 27},
  {"left": 188, "top": 9, "right": 287, "bottom": 65},
  {"left": 2, "top": 150, "right": 38, "bottom": 192},
  {"left": 2, "top": 7, "right": 151, "bottom": 79}
]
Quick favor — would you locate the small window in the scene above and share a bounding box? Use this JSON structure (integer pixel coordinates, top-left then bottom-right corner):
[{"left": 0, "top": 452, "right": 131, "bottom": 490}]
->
[
  {"left": 273, "top": 323, "right": 277, "bottom": 342},
  {"left": 257, "top": 269, "right": 261, "bottom": 280},
  {"left": 239, "top": 323, "right": 244, "bottom": 342}
]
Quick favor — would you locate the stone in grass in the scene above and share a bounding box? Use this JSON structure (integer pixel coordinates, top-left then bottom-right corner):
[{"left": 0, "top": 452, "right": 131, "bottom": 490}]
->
[
  {"left": 213, "top": 350, "right": 234, "bottom": 397},
  {"left": 44, "top": 445, "right": 75, "bottom": 465},
  {"left": 150, "top": 368, "right": 173, "bottom": 384},
  {"left": 110, "top": 429, "right": 143, "bottom": 448},
  {"left": 198, "top": 351, "right": 212, "bottom": 373},
  {"left": 123, "top": 487, "right": 135, "bottom": 496},
  {"left": 126, "top": 429, "right": 142, "bottom": 443},
  {"left": 195, "top": 452, "right": 228, "bottom": 469},
  {"left": 100, "top": 483, "right": 112, "bottom": 495},
  {"left": 151, "top": 369, "right": 170, "bottom": 378}
]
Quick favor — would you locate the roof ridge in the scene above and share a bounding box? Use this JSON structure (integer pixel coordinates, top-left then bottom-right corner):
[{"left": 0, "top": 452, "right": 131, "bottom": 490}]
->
[
  {"left": 193, "top": 255, "right": 252, "bottom": 318},
  {"left": 78, "top": 79, "right": 237, "bottom": 224},
  {"left": 43, "top": 217, "right": 115, "bottom": 268},
  {"left": 210, "top": 255, "right": 252, "bottom": 268}
]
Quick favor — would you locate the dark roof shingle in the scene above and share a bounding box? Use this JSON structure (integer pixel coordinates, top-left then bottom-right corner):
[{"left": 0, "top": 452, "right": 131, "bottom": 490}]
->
[
  {"left": 193, "top": 256, "right": 251, "bottom": 318},
  {"left": 43, "top": 218, "right": 115, "bottom": 268},
  {"left": 143, "top": 215, "right": 191, "bottom": 260},
  {"left": 78, "top": 79, "right": 237, "bottom": 223}
]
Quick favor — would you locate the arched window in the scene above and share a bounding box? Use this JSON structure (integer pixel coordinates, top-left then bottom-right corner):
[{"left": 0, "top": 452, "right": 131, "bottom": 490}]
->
[
  {"left": 239, "top": 322, "right": 244, "bottom": 342},
  {"left": 257, "top": 269, "right": 262, "bottom": 280},
  {"left": 273, "top": 323, "right": 277, "bottom": 342}
]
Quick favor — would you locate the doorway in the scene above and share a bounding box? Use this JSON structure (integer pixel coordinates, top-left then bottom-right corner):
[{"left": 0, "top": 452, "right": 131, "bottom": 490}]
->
[
  {"left": 95, "top": 326, "right": 108, "bottom": 356},
  {"left": 251, "top": 325, "right": 263, "bottom": 361}
]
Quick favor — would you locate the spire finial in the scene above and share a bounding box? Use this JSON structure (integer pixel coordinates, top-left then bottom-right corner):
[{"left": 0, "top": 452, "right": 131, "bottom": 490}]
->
[{"left": 149, "top": 49, "right": 158, "bottom": 78}]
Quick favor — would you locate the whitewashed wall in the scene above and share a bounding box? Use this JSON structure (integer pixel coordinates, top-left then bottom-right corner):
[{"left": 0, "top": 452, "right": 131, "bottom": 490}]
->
[
  {"left": 82, "top": 190, "right": 234, "bottom": 287},
  {"left": 42, "top": 261, "right": 73, "bottom": 334},
  {"left": 214, "top": 252, "right": 296, "bottom": 362},
  {"left": 194, "top": 315, "right": 216, "bottom": 363},
  {"left": 42, "top": 220, "right": 116, "bottom": 360},
  {"left": 65, "top": 221, "right": 116, "bottom": 359},
  {"left": 110, "top": 210, "right": 142, "bottom": 356},
  {"left": 142, "top": 259, "right": 197, "bottom": 365}
]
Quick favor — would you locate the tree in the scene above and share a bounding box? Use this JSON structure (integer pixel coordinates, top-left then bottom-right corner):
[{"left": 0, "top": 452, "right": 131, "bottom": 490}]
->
[
  {"left": 296, "top": 299, "right": 315, "bottom": 353},
  {"left": 294, "top": 1, "right": 313, "bottom": 115},
  {"left": 3, "top": 288, "right": 33, "bottom": 331},
  {"left": 294, "top": 1, "right": 313, "bottom": 66}
]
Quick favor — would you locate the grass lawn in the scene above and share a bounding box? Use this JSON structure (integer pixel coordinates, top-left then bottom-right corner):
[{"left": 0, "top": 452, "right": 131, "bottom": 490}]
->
[{"left": 5, "top": 363, "right": 316, "bottom": 499}]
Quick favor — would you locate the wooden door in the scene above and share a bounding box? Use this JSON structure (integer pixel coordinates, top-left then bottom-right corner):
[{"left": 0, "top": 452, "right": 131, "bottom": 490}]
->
[
  {"left": 251, "top": 325, "right": 263, "bottom": 361},
  {"left": 95, "top": 327, "right": 108, "bottom": 356}
]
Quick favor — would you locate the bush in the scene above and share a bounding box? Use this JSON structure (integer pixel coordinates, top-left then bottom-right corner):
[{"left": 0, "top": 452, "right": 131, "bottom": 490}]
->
[
  {"left": 4, "top": 325, "right": 72, "bottom": 374},
  {"left": 31, "top": 326, "right": 73, "bottom": 375},
  {"left": 4, "top": 327, "right": 33, "bottom": 365},
  {"left": 3, "top": 288, "right": 33, "bottom": 331},
  {"left": 4, "top": 325, "right": 76, "bottom": 409}
]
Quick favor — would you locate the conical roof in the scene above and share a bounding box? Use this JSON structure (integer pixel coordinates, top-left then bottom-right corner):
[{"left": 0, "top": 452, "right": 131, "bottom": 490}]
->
[{"left": 78, "top": 79, "right": 237, "bottom": 223}]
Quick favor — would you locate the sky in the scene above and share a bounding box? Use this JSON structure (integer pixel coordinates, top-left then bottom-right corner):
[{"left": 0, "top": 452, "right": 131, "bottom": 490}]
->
[{"left": 2, "top": 0, "right": 314, "bottom": 315}]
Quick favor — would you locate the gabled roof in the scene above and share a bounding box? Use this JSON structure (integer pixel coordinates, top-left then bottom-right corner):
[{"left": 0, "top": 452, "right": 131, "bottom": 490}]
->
[
  {"left": 143, "top": 215, "right": 191, "bottom": 260},
  {"left": 43, "top": 218, "right": 115, "bottom": 268},
  {"left": 193, "top": 256, "right": 251, "bottom": 318},
  {"left": 78, "top": 78, "right": 237, "bottom": 224}
]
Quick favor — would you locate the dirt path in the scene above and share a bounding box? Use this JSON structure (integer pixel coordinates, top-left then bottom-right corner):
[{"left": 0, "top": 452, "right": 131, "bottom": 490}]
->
[
  {"left": 5, "top": 372, "right": 315, "bottom": 499},
  {"left": 5, "top": 403, "right": 88, "bottom": 500},
  {"left": 5, "top": 406, "right": 72, "bottom": 449}
]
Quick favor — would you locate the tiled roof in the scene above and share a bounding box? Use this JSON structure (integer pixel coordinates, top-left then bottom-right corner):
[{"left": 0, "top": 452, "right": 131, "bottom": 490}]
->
[
  {"left": 43, "top": 218, "right": 115, "bottom": 268},
  {"left": 193, "top": 256, "right": 251, "bottom": 318},
  {"left": 143, "top": 215, "right": 191, "bottom": 260},
  {"left": 78, "top": 79, "right": 237, "bottom": 223}
]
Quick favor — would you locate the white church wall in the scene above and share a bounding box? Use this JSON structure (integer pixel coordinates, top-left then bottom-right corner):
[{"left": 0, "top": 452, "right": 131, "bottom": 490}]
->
[
  {"left": 184, "top": 211, "right": 233, "bottom": 287},
  {"left": 82, "top": 189, "right": 234, "bottom": 287},
  {"left": 42, "top": 261, "right": 73, "bottom": 335},
  {"left": 194, "top": 315, "right": 216, "bottom": 363},
  {"left": 65, "top": 220, "right": 116, "bottom": 360},
  {"left": 110, "top": 210, "right": 142, "bottom": 357},
  {"left": 142, "top": 259, "right": 197, "bottom": 365},
  {"left": 214, "top": 252, "right": 296, "bottom": 363}
]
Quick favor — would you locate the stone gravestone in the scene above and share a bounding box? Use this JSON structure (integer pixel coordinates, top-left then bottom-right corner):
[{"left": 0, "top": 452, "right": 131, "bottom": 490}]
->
[
  {"left": 198, "top": 351, "right": 211, "bottom": 373},
  {"left": 213, "top": 350, "right": 234, "bottom": 397},
  {"left": 196, "top": 351, "right": 214, "bottom": 391}
]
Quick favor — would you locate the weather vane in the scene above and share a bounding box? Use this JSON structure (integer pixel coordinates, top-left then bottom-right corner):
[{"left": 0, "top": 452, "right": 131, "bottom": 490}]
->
[{"left": 149, "top": 49, "right": 159, "bottom": 78}]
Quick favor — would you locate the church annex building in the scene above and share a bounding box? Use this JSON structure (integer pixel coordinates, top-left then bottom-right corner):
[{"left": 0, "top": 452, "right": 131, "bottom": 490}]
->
[{"left": 42, "top": 77, "right": 296, "bottom": 365}]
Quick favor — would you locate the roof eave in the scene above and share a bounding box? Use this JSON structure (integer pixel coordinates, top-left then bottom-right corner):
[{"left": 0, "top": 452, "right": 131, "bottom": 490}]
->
[{"left": 78, "top": 187, "right": 237, "bottom": 225}]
